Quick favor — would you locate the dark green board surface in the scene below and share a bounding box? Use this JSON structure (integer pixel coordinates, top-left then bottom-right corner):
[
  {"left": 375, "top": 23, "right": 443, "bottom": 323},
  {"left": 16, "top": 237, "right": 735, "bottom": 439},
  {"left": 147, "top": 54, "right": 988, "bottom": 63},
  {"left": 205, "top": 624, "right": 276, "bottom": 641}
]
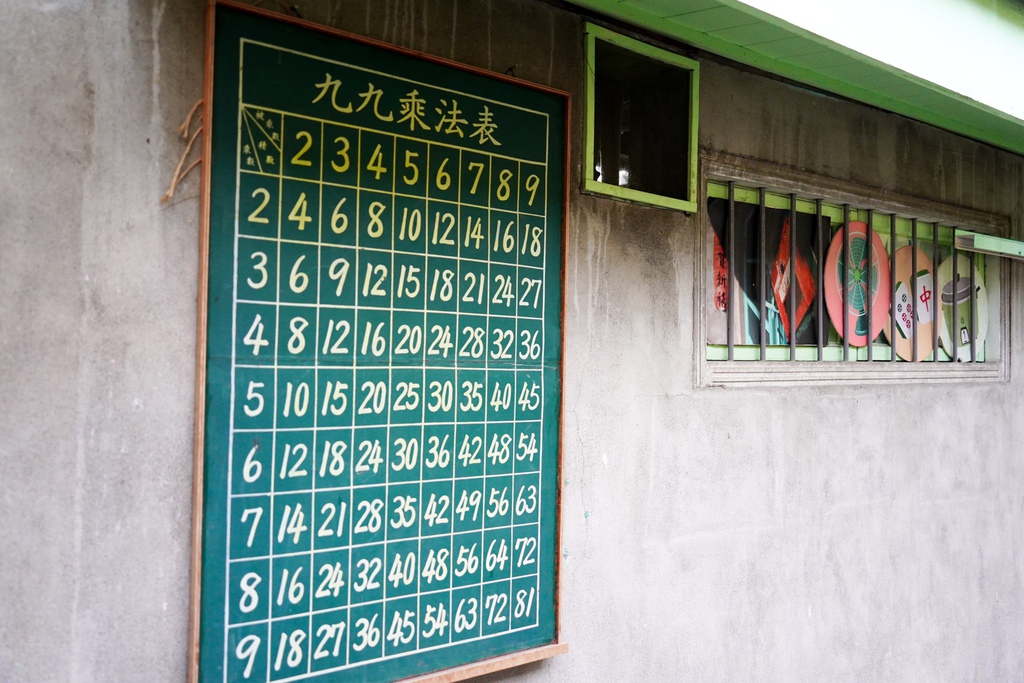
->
[{"left": 200, "top": 5, "right": 566, "bottom": 682}]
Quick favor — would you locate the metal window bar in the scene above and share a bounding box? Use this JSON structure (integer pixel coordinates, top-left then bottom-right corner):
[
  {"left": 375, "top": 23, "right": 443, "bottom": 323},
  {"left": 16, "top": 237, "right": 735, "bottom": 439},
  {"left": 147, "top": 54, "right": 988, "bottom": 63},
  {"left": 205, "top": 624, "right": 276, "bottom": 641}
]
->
[
  {"left": 843, "top": 204, "right": 850, "bottom": 362},
  {"left": 866, "top": 208, "right": 874, "bottom": 361},
  {"left": 789, "top": 193, "right": 797, "bottom": 361},
  {"left": 932, "top": 222, "right": 940, "bottom": 362},
  {"left": 759, "top": 188, "right": 767, "bottom": 361},
  {"left": 889, "top": 214, "right": 897, "bottom": 363},
  {"left": 816, "top": 199, "right": 824, "bottom": 361},
  {"left": 727, "top": 181, "right": 735, "bottom": 360},
  {"left": 911, "top": 218, "right": 918, "bottom": 362},
  {"left": 952, "top": 232, "right": 959, "bottom": 362},
  {"left": 969, "top": 250, "right": 977, "bottom": 362}
]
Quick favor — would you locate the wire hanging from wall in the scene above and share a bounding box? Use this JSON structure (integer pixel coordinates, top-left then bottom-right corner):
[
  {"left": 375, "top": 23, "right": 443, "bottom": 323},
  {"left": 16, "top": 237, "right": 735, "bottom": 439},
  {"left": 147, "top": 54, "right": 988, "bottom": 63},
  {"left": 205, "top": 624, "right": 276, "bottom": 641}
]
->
[{"left": 162, "top": 99, "right": 204, "bottom": 203}]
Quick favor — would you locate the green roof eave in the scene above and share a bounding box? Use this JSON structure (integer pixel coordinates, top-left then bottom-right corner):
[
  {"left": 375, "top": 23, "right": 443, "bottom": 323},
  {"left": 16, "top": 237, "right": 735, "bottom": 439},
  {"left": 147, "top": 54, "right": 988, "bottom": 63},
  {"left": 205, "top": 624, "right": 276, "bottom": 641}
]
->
[{"left": 571, "top": 0, "right": 1024, "bottom": 157}]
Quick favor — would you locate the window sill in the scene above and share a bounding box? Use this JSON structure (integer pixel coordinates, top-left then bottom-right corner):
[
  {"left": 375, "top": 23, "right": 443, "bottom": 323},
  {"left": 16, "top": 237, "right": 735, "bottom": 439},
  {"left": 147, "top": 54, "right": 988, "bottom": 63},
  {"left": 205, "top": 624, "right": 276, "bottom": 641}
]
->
[
  {"left": 583, "top": 177, "right": 696, "bottom": 213},
  {"left": 699, "top": 358, "right": 1005, "bottom": 387}
]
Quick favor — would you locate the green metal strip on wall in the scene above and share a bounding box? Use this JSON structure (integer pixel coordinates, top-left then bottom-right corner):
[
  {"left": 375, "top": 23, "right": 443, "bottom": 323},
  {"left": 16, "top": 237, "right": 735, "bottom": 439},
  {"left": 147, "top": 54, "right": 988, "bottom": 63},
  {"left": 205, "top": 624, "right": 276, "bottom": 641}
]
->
[{"left": 956, "top": 230, "right": 1024, "bottom": 261}]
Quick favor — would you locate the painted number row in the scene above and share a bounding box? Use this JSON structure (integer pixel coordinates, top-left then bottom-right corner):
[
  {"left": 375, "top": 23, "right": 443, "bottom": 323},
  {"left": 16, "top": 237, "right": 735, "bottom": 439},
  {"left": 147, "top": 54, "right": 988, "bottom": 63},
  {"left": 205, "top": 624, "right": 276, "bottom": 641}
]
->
[{"left": 226, "top": 577, "right": 539, "bottom": 680}]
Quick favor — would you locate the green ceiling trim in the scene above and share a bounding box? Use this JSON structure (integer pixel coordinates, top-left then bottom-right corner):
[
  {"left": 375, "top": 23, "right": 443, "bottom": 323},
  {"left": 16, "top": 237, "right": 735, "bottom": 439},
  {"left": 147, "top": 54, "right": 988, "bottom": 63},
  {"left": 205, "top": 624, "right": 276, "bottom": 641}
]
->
[
  {"left": 571, "top": 0, "right": 1024, "bottom": 156},
  {"left": 709, "top": 21, "right": 792, "bottom": 46},
  {"left": 667, "top": 6, "right": 759, "bottom": 32},
  {"left": 715, "top": 0, "right": 1024, "bottom": 127},
  {"left": 747, "top": 36, "right": 823, "bottom": 60}
]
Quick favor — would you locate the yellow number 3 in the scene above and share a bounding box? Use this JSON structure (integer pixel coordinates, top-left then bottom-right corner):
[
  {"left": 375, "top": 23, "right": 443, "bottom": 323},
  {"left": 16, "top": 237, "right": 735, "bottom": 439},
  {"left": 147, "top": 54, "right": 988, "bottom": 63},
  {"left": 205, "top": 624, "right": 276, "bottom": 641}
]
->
[{"left": 332, "top": 136, "right": 350, "bottom": 173}]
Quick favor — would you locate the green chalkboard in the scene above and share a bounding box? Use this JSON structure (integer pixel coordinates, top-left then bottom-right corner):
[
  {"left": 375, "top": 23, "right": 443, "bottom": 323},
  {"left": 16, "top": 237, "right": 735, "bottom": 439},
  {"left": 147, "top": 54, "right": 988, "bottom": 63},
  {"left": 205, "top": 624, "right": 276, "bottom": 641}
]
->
[{"left": 195, "top": 3, "right": 566, "bottom": 683}]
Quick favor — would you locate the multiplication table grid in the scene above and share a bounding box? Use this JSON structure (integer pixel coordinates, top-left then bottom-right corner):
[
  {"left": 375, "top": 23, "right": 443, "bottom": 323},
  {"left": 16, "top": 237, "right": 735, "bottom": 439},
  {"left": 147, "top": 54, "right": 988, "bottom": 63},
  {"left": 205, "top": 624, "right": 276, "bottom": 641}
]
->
[{"left": 217, "top": 38, "right": 557, "bottom": 683}]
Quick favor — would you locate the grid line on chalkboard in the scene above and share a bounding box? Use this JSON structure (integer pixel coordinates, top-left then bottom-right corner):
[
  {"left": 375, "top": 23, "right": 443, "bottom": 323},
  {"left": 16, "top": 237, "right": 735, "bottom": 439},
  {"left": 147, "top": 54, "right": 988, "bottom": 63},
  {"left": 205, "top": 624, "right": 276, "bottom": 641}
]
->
[
  {"left": 534, "top": 114, "right": 549, "bottom": 644},
  {"left": 232, "top": 297, "right": 544, "bottom": 321},
  {"left": 227, "top": 472, "right": 542, "bottom": 502},
  {"left": 307, "top": 116, "right": 322, "bottom": 672},
  {"left": 240, "top": 167, "right": 548, "bottom": 221},
  {"left": 231, "top": 104, "right": 547, "bottom": 168},
  {"left": 225, "top": 522, "right": 541, "bottom": 560},
  {"left": 223, "top": 37, "right": 246, "bottom": 682}
]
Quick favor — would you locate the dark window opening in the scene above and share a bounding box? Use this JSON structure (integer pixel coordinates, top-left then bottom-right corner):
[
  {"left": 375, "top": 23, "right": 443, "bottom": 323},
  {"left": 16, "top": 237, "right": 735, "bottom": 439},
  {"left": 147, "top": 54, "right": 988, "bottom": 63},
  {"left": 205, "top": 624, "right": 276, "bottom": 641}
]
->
[{"left": 592, "top": 39, "right": 693, "bottom": 202}]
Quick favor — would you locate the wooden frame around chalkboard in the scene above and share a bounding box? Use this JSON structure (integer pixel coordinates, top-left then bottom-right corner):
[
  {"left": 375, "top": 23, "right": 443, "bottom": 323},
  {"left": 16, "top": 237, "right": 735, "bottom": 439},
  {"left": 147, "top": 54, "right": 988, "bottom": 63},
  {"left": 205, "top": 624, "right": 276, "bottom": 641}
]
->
[{"left": 188, "top": 1, "right": 571, "bottom": 681}]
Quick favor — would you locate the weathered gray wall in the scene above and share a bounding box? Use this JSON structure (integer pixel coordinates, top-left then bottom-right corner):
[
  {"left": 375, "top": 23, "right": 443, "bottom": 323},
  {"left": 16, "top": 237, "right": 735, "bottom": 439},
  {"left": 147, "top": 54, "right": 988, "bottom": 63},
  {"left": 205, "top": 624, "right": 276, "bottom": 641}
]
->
[
  {"left": 1, "top": 0, "right": 205, "bottom": 681},
  {"left": 2, "top": 1, "right": 1022, "bottom": 682}
]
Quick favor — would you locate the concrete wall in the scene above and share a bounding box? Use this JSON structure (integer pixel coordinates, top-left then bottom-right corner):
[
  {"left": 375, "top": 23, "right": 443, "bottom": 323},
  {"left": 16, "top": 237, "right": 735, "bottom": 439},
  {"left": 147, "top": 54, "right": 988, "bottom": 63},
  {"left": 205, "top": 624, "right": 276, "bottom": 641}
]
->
[{"left": 1, "top": 1, "right": 1022, "bottom": 682}]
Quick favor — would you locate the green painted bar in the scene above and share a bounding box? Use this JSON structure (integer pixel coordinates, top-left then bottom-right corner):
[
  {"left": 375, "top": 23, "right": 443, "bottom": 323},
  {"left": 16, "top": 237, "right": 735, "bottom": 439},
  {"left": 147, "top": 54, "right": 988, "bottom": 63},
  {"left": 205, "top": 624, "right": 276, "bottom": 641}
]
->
[{"left": 958, "top": 230, "right": 1024, "bottom": 260}]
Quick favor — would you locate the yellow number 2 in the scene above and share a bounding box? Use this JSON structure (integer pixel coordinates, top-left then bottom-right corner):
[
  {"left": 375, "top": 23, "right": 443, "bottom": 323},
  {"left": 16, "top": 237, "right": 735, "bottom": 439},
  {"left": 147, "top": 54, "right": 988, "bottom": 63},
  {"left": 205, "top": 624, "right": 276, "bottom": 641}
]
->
[
  {"left": 247, "top": 188, "right": 270, "bottom": 224},
  {"left": 290, "top": 131, "right": 313, "bottom": 167}
]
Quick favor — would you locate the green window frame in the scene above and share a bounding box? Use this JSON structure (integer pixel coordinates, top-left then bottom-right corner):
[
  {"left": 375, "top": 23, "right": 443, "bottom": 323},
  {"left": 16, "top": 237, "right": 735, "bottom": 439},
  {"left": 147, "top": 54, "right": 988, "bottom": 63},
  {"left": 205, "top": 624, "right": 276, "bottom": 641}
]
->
[{"left": 583, "top": 23, "right": 700, "bottom": 213}]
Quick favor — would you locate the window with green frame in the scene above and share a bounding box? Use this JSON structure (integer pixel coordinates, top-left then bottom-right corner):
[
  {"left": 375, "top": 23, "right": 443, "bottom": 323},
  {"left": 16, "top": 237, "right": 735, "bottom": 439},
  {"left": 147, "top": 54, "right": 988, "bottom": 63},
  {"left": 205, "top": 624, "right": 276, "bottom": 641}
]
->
[
  {"left": 702, "top": 173, "right": 1011, "bottom": 381},
  {"left": 583, "top": 23, "right": 699, "bottom": 212}
]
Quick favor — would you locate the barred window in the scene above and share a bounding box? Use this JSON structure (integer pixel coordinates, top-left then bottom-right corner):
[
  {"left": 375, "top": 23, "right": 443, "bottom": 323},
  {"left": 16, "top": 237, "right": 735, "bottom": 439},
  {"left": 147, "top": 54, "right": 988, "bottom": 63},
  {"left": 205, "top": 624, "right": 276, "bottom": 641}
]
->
[{"left": 700, "top": 157, "right": 1010, "bottom": 386}]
